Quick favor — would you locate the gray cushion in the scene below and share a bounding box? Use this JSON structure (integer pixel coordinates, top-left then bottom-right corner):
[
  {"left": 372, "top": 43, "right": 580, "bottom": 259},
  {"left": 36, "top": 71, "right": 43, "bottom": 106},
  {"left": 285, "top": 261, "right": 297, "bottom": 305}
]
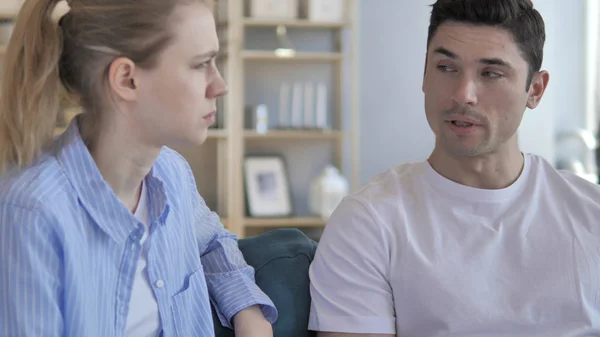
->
[{"left": 213, "top": 228, "right": 318, "bottom": 337}]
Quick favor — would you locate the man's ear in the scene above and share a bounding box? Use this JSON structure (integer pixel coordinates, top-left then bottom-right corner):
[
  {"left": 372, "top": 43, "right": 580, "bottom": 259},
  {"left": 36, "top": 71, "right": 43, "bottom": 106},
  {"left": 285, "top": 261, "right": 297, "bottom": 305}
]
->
[
  {"left": 526, "top": 70, "right": 550, "bottom": 109},
  {"left": 107, "top": 57, "right": 138, "bottom": 102}
]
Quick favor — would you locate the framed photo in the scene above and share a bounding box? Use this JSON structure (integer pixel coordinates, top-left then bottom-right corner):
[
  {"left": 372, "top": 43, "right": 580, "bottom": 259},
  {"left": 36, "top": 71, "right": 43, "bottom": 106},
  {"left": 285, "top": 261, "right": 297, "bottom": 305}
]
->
[{"left": 244, "top": 156, "right": 293, "bottom": 217}]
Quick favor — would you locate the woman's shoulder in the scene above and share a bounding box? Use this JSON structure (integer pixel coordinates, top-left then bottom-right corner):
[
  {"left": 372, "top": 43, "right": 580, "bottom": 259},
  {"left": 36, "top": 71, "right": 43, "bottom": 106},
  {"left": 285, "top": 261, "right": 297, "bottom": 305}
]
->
[
  {"left": 0, "top": 152, "right": 70, "bottom": 211},
  {"left": 153, "top": 147, "right": 195, "bottom": 181}
]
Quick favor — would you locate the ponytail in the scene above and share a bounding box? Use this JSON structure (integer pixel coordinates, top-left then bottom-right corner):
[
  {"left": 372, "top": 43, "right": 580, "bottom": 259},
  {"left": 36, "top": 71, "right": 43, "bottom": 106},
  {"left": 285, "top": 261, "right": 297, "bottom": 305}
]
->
[{"left": 0, "top": 0, "right": 66, "bottom": 173}]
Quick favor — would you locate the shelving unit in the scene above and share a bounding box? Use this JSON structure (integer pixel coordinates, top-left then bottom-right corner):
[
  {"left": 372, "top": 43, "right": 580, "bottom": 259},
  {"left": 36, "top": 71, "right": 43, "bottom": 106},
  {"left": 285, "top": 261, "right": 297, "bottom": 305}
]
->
[{"left": 206, "top": 0, "right": 359, "bottom": 238}]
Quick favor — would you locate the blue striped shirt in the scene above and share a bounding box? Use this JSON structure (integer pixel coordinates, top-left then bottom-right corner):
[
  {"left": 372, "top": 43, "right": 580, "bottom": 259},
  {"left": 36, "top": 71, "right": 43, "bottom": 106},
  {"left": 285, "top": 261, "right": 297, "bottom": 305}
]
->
[{"left": 0, "top": 119, "right": 277, "bottom": 337}]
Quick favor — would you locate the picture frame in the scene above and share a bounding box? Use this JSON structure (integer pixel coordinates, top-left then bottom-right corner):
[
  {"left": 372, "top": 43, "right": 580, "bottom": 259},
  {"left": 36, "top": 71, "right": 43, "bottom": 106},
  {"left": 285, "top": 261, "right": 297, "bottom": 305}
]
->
[{"left": 244, "top": 155, "right": 293, "bottom": 217}]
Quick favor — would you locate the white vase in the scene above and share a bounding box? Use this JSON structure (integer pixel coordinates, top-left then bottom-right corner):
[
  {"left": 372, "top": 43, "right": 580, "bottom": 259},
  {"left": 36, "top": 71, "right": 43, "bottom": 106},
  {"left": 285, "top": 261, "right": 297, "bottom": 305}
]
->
[{"left": 309, "top": 165, "right": 349, "bottom": 220}]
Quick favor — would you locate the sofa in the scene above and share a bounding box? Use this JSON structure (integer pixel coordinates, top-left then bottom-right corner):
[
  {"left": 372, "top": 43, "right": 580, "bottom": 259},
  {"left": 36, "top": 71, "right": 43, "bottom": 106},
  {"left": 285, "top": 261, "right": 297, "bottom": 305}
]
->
[{"left": 212, "top": 228, "right": 319, "bottom": 337}]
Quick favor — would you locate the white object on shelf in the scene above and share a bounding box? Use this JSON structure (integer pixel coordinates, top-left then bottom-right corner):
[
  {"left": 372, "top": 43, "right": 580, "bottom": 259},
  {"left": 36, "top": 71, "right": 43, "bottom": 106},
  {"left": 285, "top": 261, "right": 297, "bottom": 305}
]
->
[
  {"left": 247, "top": 0, "right": 298, "bottom": 19},
  {"left": 255, "top": 105, "right": 269, "bottom": 133},
  {"left": 291, "top": 82, "right": 303, "bottom": 128},
  {"left": 315, "top": 82, "right": 328, "bottom": 129},
  {"left": 279, "top": 82, "right": 290, "bottom": 128},
  {"left": 303, "top": 82, "right": 315, "bottom": 128},
  {"left": 303, "top": 0, "right": 345, "bottom": 22},
  {"left": 245, "top": 104, "right": 269, "bottom": 133},
  {"left": 309, "top": 165, "right": 349, "bottom": 220}
]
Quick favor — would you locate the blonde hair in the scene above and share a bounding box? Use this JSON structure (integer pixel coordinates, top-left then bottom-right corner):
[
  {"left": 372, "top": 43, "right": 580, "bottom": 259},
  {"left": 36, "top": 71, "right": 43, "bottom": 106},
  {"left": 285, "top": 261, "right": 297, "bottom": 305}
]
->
[{"left": 0, "top": 0, "right": 214, "bottom": 173}]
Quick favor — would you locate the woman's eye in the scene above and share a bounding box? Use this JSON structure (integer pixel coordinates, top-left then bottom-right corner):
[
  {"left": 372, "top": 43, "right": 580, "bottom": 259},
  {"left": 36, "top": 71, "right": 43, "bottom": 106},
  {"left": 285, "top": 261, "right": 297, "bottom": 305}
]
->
[{"left": 194, "top": 61, "right": 210, "bottom": 69}]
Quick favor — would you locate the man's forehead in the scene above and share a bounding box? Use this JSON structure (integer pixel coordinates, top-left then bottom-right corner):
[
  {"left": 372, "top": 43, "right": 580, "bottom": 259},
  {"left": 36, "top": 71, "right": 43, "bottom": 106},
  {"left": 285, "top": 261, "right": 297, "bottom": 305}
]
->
[{"left": 429, "top": 22, "right": 523, "bottom": 62}]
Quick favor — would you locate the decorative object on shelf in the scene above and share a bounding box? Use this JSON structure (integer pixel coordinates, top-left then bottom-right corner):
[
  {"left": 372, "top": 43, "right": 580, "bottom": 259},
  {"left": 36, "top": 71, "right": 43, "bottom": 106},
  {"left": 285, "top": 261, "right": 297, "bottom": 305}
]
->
[
  {"left": 302, "top": 0, "right": 345, "bottom": 22},
  {"left": 291, "top": 82, "right": 303, "bottom": 128},
  {"left": 247, "top": 0, "right": 298, "bottom": 20},
  {"left": 244, "top": 156, "right": 293, "bottom": 217},
  {"left": 245, "top": 104, "right": 269, "bottom": 133},
  {"left": 315, "top": 82, "right": 329, "bottom": 129},
  {"left": 278, "top": 82, "right": 290, "bottom": 128},
  {"left": 309, "top": 165, "right": 349, "bottom": 220},
  {"left": 303, "top": 81, "right": 315, "bottom": 128},
  {"left": 274, "top": 25, "right": 296, "bottom": 58},
  {"left": 278, "top": 81, "right": 329, "bottom": 130}
]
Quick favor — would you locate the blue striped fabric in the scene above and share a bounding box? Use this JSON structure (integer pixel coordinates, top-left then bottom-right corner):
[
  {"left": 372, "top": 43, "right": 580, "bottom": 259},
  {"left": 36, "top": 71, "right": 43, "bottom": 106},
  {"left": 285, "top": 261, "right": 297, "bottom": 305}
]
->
[{"left": 0, "top": 118, "right": 277, "bottom": 337}]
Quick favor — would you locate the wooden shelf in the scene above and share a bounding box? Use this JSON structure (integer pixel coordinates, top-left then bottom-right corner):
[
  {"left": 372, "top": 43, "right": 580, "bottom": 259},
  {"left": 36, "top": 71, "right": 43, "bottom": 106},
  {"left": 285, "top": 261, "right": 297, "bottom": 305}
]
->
[
  {"left": 244, "top": 217, "right": 326, "bottom": 228},
  {"left": 243, "top": 18, "right": 349, "bottom": 29},
  {"left": 242, "top": 50, "right": 342, "bottom": 61},
  {"left": 244, "top": 129, "right": 342, "bottom": 140}
]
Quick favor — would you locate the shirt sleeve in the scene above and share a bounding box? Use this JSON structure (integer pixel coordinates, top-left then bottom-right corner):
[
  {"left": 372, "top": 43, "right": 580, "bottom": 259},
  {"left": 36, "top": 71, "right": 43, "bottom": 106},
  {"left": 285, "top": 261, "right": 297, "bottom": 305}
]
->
[
  {"left": 308, "top": 196, "right": 396, "bottom": 334},
  {"left": 0, "top": 203, "right": 64, "bottom": 337},
  {"left": 183, "top": 163, "right": 278, "bottom": 329}
]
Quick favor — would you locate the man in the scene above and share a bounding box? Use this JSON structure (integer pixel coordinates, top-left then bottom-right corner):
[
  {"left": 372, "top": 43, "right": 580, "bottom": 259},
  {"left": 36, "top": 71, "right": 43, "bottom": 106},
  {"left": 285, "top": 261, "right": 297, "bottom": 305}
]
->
[{"left": 308, "top": 0, "right": 600, "bottom": 336}]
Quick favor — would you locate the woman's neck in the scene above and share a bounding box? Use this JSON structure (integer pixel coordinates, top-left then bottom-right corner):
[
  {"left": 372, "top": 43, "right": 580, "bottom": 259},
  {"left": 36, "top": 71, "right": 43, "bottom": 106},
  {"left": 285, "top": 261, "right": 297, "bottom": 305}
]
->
[{"left": 82, "top": 116, "right": 160, "bottom": 212}]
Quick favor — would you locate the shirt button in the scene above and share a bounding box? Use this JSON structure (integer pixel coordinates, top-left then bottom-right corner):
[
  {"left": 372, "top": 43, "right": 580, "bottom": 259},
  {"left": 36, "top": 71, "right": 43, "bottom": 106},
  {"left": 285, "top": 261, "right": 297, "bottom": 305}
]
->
[{"left": 155, "top": 280, "right": 164, "bottom": 288}]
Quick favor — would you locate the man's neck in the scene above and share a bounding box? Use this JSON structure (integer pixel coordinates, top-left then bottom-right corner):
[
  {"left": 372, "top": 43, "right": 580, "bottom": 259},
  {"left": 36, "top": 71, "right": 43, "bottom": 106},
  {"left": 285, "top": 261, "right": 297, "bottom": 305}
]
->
[
  {"left": 85, "top": 119, "right": 160, "bottom": 212},
  {"left": 427, "top": 144, "right": 525, "bottom": 190}
]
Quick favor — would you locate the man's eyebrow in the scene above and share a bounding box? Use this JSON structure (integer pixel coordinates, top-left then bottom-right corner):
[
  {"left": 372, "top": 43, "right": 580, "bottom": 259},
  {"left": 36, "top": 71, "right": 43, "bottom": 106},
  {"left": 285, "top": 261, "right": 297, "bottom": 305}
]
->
[
  {"left": 433, "top": 47, "right": 457, "bottom": 59},
  {"left": 479, "top": 57, "right": 512, "bottom": 68},
  {"left": 433, "top": 47, "right": 513, "bottom": 68}
]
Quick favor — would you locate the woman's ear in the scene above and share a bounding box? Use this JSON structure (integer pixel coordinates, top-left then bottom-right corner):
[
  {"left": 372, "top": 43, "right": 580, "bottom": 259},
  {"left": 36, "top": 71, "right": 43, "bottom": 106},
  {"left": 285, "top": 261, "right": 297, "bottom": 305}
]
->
[{"left": 107, "top": 57, "right": 138, "bottom": 102}]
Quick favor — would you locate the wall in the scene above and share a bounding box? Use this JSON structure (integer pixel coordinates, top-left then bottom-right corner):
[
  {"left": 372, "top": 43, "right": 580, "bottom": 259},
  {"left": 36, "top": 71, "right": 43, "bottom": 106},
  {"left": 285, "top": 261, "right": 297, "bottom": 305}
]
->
[
  {"left": 357, "top": 0, "right": 588, "bottom": 184},
  {"left": 358, "top": 1, "right": 433, "bottom": 183}
]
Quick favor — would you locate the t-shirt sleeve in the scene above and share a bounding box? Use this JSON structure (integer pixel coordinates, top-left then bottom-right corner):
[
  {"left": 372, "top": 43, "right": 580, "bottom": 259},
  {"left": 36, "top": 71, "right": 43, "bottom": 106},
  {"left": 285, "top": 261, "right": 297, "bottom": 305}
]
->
[{"left": 308, "top": 196, "right": 396, "bottom": 334}]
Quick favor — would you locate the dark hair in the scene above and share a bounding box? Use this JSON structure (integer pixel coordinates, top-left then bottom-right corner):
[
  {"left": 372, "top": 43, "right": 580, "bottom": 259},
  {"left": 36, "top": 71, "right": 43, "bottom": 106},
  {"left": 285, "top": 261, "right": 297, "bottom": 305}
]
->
[{"left": 427, "top": 0, "right": 545, "bottom": 88}]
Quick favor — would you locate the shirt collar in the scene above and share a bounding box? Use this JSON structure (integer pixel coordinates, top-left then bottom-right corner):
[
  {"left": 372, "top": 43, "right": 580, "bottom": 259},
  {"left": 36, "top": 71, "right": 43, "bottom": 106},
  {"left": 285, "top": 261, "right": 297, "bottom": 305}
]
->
[{"left": 55, "top": 116, "right": 170, "bottom": 244}]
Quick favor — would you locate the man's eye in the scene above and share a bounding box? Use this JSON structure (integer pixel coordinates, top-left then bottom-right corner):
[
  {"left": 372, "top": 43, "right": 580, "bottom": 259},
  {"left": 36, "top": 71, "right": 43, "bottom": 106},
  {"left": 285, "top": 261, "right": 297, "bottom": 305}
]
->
[{"left": 437, "top": 65, "right": 456, "bottom": 72}]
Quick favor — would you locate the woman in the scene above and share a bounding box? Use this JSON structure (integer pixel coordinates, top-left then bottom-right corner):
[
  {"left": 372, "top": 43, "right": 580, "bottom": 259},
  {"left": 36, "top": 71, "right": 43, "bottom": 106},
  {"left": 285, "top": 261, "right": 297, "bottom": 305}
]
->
[{"left": 0, "top": 0, "right": 277, "bottom": 336}]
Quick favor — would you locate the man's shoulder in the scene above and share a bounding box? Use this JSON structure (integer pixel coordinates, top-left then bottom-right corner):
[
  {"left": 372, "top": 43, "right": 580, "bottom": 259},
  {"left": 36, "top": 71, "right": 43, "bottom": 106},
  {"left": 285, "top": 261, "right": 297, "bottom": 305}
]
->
[
  {"left": 352, "top": 161, "right": 429, "bottom": 204},
  {"left": 528, "top": 153, "right": 600, "bottom": 195}
]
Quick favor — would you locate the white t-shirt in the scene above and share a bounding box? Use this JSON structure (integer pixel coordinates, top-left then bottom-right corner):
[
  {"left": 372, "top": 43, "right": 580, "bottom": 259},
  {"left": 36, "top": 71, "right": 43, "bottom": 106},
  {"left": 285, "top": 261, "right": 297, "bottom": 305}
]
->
[
  {"left": 309, "top": 153, "right": 600, "bottom": 336},
  {"left": 125, "top": 181, "right": 161, "bottom": 337}
]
